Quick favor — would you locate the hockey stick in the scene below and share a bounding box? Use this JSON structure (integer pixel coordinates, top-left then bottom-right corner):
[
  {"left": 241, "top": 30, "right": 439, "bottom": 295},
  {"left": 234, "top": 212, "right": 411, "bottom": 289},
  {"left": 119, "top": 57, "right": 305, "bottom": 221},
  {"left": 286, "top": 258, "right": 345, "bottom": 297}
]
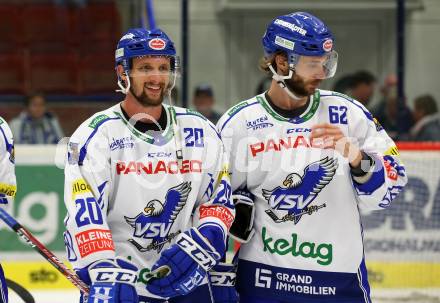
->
[
  {"left": 0, "top": 208, "right": 89, "bottom": 295},
  {"left": 265, "top": 203, "right": 327, "bottom": 223},
  {"left": 6, "top": 278, "right": 35, "bottom": 303}
]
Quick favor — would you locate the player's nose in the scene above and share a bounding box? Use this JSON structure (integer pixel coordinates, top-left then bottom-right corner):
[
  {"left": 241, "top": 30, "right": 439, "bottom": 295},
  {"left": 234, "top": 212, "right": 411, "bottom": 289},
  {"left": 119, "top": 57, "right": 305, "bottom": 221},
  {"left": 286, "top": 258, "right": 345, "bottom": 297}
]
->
[{"left": 314, "top": 67, "right": 326, "bottom": 79}]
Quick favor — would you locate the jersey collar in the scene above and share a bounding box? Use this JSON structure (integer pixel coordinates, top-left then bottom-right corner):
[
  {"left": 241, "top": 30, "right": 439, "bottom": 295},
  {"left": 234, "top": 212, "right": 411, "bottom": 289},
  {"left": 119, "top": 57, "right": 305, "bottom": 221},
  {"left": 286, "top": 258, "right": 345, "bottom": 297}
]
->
[
  {"left": 258, "top": 90, "right": 321, "bottom": 124},
  {"left": 113, "top": 104, "right": 176, "bottom": 146}
]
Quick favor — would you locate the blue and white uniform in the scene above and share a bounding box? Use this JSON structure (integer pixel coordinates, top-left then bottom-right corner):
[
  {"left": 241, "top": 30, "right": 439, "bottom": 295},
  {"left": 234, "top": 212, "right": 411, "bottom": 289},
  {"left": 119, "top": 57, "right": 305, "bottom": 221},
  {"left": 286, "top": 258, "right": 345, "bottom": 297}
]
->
[
  {"left": 63, "top": 104, "right": 234, "bottom": 301},
  {"left": 217, "top": 90, "right": 407, "bottom": 303},
  {"left": 0, "top": 116, "right": 16, "bottom": 303}
]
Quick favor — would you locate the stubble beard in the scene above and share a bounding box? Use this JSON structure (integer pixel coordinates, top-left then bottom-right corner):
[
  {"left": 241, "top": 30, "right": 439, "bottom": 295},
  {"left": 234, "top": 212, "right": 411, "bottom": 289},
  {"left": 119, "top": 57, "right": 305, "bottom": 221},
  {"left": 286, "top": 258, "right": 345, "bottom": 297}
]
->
[
  {"left": 285, "top": 74, "right": 321, "bottom": 97},
  {"left": 129, "top": 79, "right": 166, "bottom": 107}
]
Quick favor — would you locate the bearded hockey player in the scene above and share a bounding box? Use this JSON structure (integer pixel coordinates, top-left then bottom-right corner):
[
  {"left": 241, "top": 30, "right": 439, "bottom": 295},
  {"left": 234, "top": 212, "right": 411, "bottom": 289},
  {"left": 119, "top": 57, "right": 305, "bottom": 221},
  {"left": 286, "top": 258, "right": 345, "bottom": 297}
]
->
[
  {"left": 0, "top": 117, "right": 16, "bottom": 303},
  {"left": 63, "top": 28, "right": 234, "bottom": 303},
  {"left": 216, "top": 12, "right": 407, "bottom": 303}
]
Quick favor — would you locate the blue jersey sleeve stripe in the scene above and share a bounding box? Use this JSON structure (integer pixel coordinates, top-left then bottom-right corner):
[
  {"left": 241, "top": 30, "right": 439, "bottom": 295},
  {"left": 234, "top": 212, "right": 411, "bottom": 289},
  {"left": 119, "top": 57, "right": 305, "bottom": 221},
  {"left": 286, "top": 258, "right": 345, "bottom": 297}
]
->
[
  {"left": 78, "top": 117, "right": 120, "bottom": 165},
  {"left": 0, "top": 126, "right": 12, "bottom": 154},
  {"left": 357, "top": 257, "right": 372, "bottom": 303},
  {"left": 219, "top": 101, "right": 260, "bottom": 132},
  {"left": 321, "top": 94, "right": 373, "bottom": 121}
]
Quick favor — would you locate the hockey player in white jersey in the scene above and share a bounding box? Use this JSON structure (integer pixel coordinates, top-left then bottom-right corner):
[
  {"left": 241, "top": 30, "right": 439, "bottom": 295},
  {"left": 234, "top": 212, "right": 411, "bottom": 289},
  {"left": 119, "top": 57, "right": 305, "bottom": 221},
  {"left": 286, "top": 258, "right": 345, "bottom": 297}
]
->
[
  {"left": 217, "top": 12, "right": 407, "bottom": 303},
  {"left": 0, "top": 117, "right": 16, "bottom": 303},
  {"left": 63, "top": 28, "right": 235, "bottom": 303}
]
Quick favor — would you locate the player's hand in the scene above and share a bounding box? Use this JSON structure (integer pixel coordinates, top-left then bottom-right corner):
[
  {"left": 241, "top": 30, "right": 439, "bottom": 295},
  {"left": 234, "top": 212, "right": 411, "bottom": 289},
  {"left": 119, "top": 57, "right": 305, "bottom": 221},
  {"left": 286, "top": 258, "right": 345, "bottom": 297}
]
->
[
  {"left": 146, "top": 227, "right": 222, "bottom": 298},
  {"left": 209, "top": 262, "right": 238, "bottom": 303},
  {"left": 310, "top": 123, "right": 362, "bottom": 167},
  {"left": 229, "top": 189, "right": 255, "bottom": 243},
  {"left": 85, "top": 258, "right": 139, "bottom": 303}
]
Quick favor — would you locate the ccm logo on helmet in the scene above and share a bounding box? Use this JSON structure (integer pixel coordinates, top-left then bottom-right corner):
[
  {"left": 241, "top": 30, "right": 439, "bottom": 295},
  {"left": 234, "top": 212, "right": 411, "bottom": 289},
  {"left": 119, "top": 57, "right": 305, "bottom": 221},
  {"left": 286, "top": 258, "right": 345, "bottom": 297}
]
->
[
  {"left": 323, "top": 39, "right": 333, "bottom": 52},
  {"left": 149, "top": 38, "right": 166, "bottom": 50}
]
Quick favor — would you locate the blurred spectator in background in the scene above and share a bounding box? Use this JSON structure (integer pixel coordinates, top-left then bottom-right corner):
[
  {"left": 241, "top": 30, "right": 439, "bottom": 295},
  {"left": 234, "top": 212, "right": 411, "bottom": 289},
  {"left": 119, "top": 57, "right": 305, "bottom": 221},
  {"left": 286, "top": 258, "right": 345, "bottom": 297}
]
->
[
  {"left": 372, "top": 74, "right": 413, "bottom": 140},
  {"left": 9, "top": 93, "right": 64, "bottom": 144},
  {"left": 409, "top": 94, "right": 440, "bottom": 141},
  {"left": 192, "top": 83, "right": 222, "bottom": 124},
  {"left": 344, "top": 70, "right": 376, "bottom": 109},
  {"left": 332, "top": 74, "right": 353, "bottom": 95}
]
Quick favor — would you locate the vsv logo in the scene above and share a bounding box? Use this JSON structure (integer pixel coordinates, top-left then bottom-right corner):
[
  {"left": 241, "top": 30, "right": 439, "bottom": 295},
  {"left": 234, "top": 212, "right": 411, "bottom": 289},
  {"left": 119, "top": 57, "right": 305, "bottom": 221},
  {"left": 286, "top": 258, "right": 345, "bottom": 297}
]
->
[
  {"left": 246, "top": 115, "right": 274, "bottom": 130},
  {"left": 262, "top": 157, "right": 337, "bottom": 224},
  {"left": 255, "top": 268, "right": 272, "bottom": 288},
  {"left": 125, "top": 182, "right": 191, "bottom": 252}
]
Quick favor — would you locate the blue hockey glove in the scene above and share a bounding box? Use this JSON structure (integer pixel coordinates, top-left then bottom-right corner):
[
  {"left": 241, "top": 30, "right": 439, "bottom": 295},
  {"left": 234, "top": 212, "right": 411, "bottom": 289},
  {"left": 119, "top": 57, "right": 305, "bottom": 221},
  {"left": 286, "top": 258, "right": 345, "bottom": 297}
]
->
[
  {"left": 78, "top": 258, "right": 139, "bottom": 303},
  {"left": 229, "top": 189, "right": 255, "bottom": 243},
  {"left": 147, "top": 227, "right": 222, "bottom": 298},
  {"left": 209, "top": 262, "right": 238, "bottom": 303}
]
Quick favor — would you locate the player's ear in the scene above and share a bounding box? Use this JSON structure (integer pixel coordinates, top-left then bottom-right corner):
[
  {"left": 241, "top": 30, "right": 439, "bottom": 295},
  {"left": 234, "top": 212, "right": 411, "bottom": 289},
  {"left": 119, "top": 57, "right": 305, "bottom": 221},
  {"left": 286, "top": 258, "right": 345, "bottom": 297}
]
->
[
  {"left": 275, "top": 54, "right": 288, "bottom": 75},
  {"left": 116, "top": 65, "right": 127, "bottom": 81}
]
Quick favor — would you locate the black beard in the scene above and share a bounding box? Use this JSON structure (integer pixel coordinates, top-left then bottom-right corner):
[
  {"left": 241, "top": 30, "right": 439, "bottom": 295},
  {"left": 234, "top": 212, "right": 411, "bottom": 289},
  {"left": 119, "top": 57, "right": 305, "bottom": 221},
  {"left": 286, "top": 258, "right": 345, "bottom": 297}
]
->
[
  {"left": 284, "top": 74, "right": 311, "bottom": 97},
  {"left": 129, "top": 78, "right": 165, "bottom": 107}
]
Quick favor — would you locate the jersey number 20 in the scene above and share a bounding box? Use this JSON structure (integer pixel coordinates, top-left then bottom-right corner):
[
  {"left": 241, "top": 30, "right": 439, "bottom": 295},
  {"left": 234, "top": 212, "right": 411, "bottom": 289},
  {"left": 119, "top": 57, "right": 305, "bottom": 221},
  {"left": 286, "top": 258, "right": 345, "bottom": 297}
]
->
[
  {"left": 184, "top": 128, "right": 204, "bottom": 147},
  {"left": 75, "top": 197, "right": 103, "bottom": 227}
]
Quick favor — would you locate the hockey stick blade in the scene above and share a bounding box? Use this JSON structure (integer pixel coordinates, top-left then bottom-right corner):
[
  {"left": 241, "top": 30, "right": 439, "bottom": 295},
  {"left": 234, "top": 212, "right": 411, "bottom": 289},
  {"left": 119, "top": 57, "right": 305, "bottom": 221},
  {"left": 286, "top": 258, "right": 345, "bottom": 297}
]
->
[
  {"left": 0, "top": 208, "right": 89, "bottom": 295},
  {"left": 6, "top": 278, "right": 35, "bottom": 303}
]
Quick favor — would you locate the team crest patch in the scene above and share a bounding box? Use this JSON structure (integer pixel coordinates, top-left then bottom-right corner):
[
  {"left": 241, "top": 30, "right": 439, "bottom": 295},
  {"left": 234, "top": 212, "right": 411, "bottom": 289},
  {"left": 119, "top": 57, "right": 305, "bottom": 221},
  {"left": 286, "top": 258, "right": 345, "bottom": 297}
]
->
[
  {"left": 262, "top": 157, "right": 338, "bottom": 224},
  {"left": 125, "top": 182, "right": 191, "bottom": 252}
]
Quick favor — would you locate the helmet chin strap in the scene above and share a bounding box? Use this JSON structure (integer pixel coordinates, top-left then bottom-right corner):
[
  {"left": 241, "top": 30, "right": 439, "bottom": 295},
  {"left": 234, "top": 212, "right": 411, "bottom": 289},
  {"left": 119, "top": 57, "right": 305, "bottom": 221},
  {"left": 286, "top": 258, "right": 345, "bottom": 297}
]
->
[
  {"left": 116, "top": 71, "right": 131, "bottom": 94},
  {"left": 268, "top": 63, "right": 303, "bottom": 101},
  {"left": 166, "top": 72, "right": 184, "bottom": 163}
]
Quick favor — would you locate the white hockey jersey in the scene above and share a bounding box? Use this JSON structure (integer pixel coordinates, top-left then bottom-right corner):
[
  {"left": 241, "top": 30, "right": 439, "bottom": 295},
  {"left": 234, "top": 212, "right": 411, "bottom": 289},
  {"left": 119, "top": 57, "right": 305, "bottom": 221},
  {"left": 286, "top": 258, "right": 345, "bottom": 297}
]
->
[
  {"left": 63, "top": 103, "right": 234, "bottom": 300},
  {"left": 0, "top": 116, "right": 16, "bottom": 206},
  {"left": 217, "top": 90, "right": 407, "bottom": 303}
]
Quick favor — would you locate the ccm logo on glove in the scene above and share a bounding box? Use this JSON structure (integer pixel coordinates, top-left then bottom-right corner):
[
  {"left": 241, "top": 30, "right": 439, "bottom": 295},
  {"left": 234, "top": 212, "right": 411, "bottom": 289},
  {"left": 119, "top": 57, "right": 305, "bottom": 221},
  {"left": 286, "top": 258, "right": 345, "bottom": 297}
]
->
[
  {"left": 176, "top": 233, "right": 217, "bottom": 270},
  {"left": 91, "top": 268, "right": 137, "bottom": 284}
]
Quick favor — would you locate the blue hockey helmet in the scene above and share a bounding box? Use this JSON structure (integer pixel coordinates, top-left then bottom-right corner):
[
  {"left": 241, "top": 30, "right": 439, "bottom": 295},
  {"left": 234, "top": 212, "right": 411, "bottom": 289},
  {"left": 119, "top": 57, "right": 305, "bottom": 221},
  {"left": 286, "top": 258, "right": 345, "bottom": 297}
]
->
[
  {"left": 114, "top": 28, "right": 179, "bottom": 94},
  {"left": 262, "top": 12, "right": 334, "bottom": 59},
  {"left": 115, "top": 28, "right": 177, "bottom": 71},
  {"left": 261, "top": 12, "right": 338, "bottom": 100}
]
